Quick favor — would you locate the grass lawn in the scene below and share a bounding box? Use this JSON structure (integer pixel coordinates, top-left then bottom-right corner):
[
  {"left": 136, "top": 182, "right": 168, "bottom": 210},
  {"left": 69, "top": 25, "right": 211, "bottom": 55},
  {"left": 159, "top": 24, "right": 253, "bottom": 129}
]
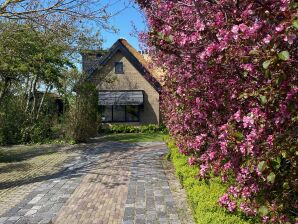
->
[{"left": 98, "top": 133, "right": 166, "bottom": 142}]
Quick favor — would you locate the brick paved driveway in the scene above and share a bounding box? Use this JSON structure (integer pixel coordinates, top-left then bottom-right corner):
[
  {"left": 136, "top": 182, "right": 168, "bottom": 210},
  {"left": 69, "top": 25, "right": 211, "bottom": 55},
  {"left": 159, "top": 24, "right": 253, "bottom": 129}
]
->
[{"left": 0, "top": 141, "right": 193, "bottom": 224}]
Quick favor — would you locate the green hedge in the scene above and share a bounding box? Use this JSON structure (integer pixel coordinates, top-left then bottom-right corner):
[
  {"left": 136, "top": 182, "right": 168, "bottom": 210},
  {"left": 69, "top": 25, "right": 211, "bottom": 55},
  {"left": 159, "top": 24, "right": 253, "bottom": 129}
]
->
[
  {"left": 99, "top": 124, "right": 168, "bottom": 134},
  {"left": 165, "top": 136, "right": 255, "bottom": 224}
]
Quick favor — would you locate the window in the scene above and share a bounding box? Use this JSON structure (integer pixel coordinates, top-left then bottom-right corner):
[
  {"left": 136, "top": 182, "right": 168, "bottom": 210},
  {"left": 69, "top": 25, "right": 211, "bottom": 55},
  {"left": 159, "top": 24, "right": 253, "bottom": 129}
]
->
[
  {"left": 115, "top": 62, "right": 124, "bottom": 74},
  {"left": 99, "top": 105, "right": 112, "bottom": 122},
  {"left": 99, "top": 105, "right": 140, "bottom": 122},
  {"left": 113, "top": 105, "right": 126, "bottom": 122},
  {"left": 126, "top": 105, "right": 139, "bottom": 122}
]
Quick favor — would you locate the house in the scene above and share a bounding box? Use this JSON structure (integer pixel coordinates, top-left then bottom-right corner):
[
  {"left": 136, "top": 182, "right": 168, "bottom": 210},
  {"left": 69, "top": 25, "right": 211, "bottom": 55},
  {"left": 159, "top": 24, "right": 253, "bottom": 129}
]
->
[{"left": 81, "top": 39, "right": 162, "bottom": 125}]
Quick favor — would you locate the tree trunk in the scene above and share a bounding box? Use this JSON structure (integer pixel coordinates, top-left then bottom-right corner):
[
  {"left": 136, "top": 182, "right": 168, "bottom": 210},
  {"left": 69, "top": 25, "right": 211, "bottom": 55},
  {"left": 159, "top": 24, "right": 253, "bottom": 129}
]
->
[
  {"left": 25, "top": 77, "right": 34, "bottom": 112},
  {"left": 0, "top": 78, "right": 9, "bottom": 106},
  {"left": 30, "top": 76, "right": 38, "bottom": 116},
  {"left": 36, "top": 85, "right": 49, "bottom": 119}
]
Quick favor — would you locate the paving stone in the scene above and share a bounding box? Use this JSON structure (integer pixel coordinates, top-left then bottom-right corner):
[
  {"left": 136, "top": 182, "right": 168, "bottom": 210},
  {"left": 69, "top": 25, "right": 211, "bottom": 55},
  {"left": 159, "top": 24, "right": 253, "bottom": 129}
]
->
[
  {"left": 24, "top": 209, "right": 37, "bottom": 216},
  {"left": 135, "top": 218, "right": 146, "bottom": 224},
  {"left": 0, "top": 217, "right": 8, "bottom": 223},
  {"left": 122, "top": 220, "right": 134, "bottom": 224},
  {"left": 122, "top": 143, "right": 182, "bottom": 224},
  {"left": 1, "top": 141, "right": 185, "bottom": 224}
]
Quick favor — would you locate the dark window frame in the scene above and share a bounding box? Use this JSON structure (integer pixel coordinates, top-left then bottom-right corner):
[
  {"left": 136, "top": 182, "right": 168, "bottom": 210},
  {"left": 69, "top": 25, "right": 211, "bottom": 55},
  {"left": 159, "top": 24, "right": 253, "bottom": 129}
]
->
[
  {"left": 99, "top": 105, "right": 140, "bottom": 123},
  {"left": 115, "top": 61, "right": 124, "bottom": 74}
]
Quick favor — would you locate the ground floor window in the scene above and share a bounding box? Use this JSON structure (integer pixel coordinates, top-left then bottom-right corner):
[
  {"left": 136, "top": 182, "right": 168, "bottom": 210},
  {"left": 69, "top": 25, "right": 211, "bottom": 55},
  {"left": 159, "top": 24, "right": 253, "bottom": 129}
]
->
[{"left": 99, "top": 105, "right": 140, "bottom": 122}]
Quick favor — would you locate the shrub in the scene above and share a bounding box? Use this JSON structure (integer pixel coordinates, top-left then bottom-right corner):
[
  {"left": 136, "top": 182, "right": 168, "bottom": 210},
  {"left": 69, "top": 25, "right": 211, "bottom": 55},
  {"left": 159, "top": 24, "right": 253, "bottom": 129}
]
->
[
  {"left": 165, "top": 136, "right": 255, "bottom": 224},
  {"left": 0, "top": 96, "right": 61, "bottom": 145},
  {"left": 99, "top": 124, "right": 168, "bottom": 134},
  {"left": 0, "top": 97, "right": 27, "bottom": 145},
  {"left": 137, "top": 0, "right": 297, "bottom": 222},
  {"left": 66, "top": 82, "right": 99, "bottom": 142}
]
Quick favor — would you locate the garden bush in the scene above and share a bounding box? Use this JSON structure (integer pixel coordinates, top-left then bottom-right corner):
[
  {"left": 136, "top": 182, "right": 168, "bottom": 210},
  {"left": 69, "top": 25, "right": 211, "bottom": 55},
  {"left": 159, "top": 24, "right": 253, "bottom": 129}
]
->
[
  {"left": 0, "top": 96, "right": 56, "bottom": 145},
  {"left": 66, "top": 82, "right": 99, "bottom": 143},
  {"left": 138, "top": 0, "right": 297, "bottom": 222},
  {"left": 166, "top": 136, "right": 255, "bottom": 224},
  {"left": 99, "top": 124, "right": 168, "bottom": 134}
]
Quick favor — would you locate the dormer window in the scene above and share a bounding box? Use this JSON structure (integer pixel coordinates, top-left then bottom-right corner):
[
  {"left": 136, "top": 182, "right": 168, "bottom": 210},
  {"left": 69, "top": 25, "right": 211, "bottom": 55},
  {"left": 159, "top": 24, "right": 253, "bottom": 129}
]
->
[{"left": 115, "top": 62, "right": 124, "bottom": 74}]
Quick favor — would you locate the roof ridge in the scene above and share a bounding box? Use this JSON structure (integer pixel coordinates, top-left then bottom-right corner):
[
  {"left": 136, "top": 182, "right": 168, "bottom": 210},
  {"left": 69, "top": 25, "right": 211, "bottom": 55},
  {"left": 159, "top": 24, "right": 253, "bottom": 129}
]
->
[{"left": 88, "top": 39, "right": 162, "bottom": 92}]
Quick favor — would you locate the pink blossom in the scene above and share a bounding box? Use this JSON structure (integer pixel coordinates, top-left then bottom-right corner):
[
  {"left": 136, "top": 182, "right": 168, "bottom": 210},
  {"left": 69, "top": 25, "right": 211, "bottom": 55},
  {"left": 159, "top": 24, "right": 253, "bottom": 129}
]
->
[
  {"left": 227, "top": 201, "right": 237, "bottom": 212},
  {"left": 218, "top": 193, "right": 230, "bottom": 206},
  {"left": 233, "top": 110, "right": 241, "bottom": 122},
  {"left": 239, "top": 23, "right": 249, "bottom": 32},
  {"left": 176, "top": 86, "right": 182, "bottom": 95},
  {"left": 199, "top": 163, "right": 209, "bottom": 176},
  {"left": 267, "top": 135, "right": 274, "bottom": 146},
  {"left": 241, "top": 63, "right": 253, "bottom": 72},
  {"left": 263, "top": 34, "right": 272, "bottom": 44},
  {"left": 275, "top": 24, "right": 284, "bottom": 32},
  {"left": 243, "top": 116, "right": 254, "bottom": 128},
  {"left": 193, "top": 134, "right": 206, "bottom": 148},
  {"left": 139, "top": 0, "right": 297, "bottom": 221},
  {"left": 195, "top": 20, "right": 205, "bottom": 31},
  {"left": 231, "top": 25, "right": 239, "bottom": 34},
  {"left": 283, "top": 34, "right": 297, "bottom": 45},
  {"left": 228, "top": 186, "right": 239, "bottom": 197},
  {"left": 188, "top": 157, "right": 196, "bottom": 165}
]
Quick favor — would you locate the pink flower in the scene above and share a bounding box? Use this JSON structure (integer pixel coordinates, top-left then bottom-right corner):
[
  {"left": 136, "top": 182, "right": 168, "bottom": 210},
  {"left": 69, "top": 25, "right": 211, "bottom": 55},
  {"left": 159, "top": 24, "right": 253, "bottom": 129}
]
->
[
  {"left": 239, "top": 23, "right": 249, "bottom": 32},
  {"left": 228, "top": 186, "right": 239, "bottom": 197},
  {"left": 241, "top": 186, "right": 252, "bottom": 198},
  {"left": 195, "top": 97, "right": 201, "bottom": 105},
  {"left": 176, "top": 86, "right": 182, "bottom": 95},
  {"left": 241, "top": 63, "right": 253, "bottom": 72},
  {"left": 283, "top": 34, "right": 297, "bottom": 44},
  {"left": 199, "top": 163, "right": 209, "bottom": 176},
  {"left": 218, "top": 193, "right": 230, "bottom": 206},
  {"left": 188, "top": 157, "right": 196, "bottom": 165},
  {"left": 267, "top": 135, "right": 274, "bottom": 146},
  {"left": 219, "top": 194, "right": 237, "bottom": 212},
  {"left": 262, "top": 216, "right": 270, "bottom": 223},
  {"left": 240, "top": 202, "right": 256, "bottom": 216},
  {"left": 275, "top": 24, "right": 284, "bottom": 32},
  {"left": 263, "top": 34, "right": 272, "bottom": 44},
  {"left": 231, "top": 25, "right": 239, "bottom": 34},
  {"left": 193, "top": 134, "right": 206, "bottom": 148},
  {"left": 243, "top": 116, "right": 254, "bottom": 128},
  {"left": 227, "top": 201, "right": 237, "bottom": 212},
  {"left": 195, "top": 20, "right": 205, "bottom": 31},
  {"left": 205, "top": 43, "right": 217, "bottom": 57},
  {"left": 233, "top": 110, "right": 241, "bottom": 122}
]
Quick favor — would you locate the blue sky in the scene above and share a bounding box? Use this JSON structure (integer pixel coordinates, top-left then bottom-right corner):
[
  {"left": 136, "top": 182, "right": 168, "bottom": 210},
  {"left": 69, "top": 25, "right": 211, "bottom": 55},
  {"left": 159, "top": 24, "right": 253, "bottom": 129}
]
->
[{"left": 100, "top": 0, "right": 147, "bottom": 50}]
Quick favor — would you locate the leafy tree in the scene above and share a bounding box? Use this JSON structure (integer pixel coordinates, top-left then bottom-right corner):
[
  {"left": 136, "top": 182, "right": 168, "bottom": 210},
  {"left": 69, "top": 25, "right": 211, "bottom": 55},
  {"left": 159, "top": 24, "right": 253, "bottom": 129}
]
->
[
  {"left": 66, "top": 82, "right": 98, "bottom": 143},
  {"left": 0, "top": 22, "right": 72, "bottom": 116},
  {"left": 137, "top": 0, "right": 298, "bottom": 223}
]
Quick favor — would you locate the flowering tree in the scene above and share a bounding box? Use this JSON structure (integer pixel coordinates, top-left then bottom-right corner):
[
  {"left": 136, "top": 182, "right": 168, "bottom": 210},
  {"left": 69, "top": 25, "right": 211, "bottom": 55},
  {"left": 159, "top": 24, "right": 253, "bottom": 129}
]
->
[{"left": 137, "top": 0, "right": 298, "bottom": 222}]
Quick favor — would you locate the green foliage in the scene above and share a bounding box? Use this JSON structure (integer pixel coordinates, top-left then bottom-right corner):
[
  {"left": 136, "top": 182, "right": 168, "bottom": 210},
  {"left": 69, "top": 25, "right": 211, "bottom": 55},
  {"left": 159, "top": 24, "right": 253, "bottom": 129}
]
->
[
  {"left": 99, "top": 133, "right": 166, "bottom": 142},
  {"left": 0, "top": 21, "right": 106, "bottom": 146},
  {"left": 99, "top": 124, "right": 168, "bottom": 134},
  {"left": 278, "top": 50, "right": 290, "bottom": 61},
  {"left": 66, "top": 82, "right": 99, "bottom": 143},
  {"left": 262, "top": 60, "right": 271, "bottom": 69},
  {"left": 0, "top": 96, "right": 61, "bottom": 145},
  {"left": 165, "top": 136, "right": 255, "bottom": 224},
  {"left": 0, "top": 22, "right": 72, "bottom": 102},
  {"left": 293, "top": 20, "right": 298, "bottom": 29}
]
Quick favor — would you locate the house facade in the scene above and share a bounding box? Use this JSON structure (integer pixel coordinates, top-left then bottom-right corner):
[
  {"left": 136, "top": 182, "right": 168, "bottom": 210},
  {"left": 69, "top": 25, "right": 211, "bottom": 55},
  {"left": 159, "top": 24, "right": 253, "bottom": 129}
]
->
[{"left": 82, "top": 39, "right": 161, "bottom": 125}]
